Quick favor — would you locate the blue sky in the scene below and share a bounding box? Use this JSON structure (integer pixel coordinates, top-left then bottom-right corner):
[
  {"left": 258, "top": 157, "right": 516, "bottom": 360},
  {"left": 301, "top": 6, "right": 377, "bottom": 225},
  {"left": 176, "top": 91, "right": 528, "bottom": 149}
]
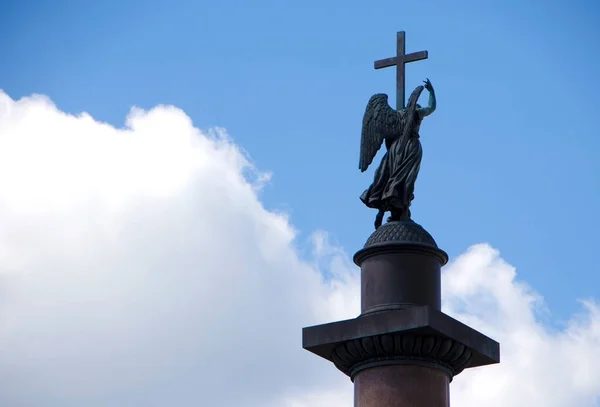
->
[{"left": 2, "top": 0, "right": 599, "bottom": 327}]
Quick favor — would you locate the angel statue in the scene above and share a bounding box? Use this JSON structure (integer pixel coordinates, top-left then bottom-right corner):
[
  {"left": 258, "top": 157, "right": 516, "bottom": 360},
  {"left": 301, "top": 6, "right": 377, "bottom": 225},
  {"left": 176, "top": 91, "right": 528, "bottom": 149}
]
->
[{"left": 359, "top": 78, "right": 436, "bottom": 229}]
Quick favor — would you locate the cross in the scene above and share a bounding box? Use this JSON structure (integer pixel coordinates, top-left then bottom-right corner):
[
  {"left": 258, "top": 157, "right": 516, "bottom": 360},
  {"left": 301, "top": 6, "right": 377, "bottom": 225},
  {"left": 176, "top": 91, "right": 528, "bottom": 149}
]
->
[{"left": 374, "top": 31, "right": 428, "bottom": 110}]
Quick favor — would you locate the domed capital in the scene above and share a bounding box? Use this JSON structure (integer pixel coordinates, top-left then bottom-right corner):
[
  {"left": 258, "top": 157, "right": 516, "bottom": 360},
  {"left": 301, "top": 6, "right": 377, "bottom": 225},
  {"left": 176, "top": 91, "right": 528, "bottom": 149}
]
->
[{"left": 354, "top": 220, "right": 448, "bottom": 266}]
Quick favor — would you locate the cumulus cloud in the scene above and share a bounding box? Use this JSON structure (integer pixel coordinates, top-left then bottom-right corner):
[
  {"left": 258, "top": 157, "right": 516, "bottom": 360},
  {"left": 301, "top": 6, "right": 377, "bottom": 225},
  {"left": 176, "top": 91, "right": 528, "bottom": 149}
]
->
[
  {"left": 0, "top": 91, "right": 357, "bottom": 407},
  {"left": 444, "top": 245, "right": 600, "bottom": 407},
  {"left": 0, "top": 91, "right": 597, "bottom": 407}
]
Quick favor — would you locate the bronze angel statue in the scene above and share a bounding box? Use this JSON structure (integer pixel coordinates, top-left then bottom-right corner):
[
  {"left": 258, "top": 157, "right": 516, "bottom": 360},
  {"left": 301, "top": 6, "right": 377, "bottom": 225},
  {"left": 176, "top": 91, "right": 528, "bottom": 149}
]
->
[{"left": 359, "top": 78, "right": 436, "bottom": 229}]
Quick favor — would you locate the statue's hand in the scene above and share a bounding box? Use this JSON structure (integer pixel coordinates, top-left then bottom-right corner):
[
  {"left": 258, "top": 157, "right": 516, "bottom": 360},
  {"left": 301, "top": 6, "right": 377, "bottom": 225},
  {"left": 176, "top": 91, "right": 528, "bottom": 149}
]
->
[{"left": 423, "top": 78, "right": 433, "bottom": 91}]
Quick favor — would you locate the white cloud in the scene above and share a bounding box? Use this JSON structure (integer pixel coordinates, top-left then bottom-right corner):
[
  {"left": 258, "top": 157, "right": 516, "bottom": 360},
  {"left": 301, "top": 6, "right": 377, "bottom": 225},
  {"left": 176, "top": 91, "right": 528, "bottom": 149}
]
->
[
  {"left": 444, "top": 245, "right": 600, "bottom": 407},
  {"left": 0, "top": 91, "right": 597, "bottom": 407}
]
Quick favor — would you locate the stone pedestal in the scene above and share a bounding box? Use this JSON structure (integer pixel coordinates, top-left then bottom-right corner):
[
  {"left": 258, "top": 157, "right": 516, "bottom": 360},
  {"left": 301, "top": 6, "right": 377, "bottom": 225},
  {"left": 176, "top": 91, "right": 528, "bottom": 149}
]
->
[{"left": 302, "top": 220, "right": 500, "bottom": 407}]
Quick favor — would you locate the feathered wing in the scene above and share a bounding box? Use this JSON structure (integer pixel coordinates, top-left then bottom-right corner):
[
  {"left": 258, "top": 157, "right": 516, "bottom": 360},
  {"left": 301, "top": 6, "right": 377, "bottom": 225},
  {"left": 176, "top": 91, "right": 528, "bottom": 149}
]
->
[{"left": 359, "top": 94, "right": 401, "bottom": 172}]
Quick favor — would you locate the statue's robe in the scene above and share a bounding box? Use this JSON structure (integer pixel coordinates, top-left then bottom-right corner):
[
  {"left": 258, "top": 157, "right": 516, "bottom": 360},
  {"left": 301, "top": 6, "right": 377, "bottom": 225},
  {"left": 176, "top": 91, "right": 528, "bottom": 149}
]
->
[{"left": 360, "top": 110, "right": 423, "bottom": 216}]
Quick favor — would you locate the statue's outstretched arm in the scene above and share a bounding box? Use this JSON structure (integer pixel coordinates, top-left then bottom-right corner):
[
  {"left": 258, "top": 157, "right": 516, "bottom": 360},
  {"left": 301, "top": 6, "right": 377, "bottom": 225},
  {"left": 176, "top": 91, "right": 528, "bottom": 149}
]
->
[{"left": 418, "top": 79, "right": 436, "bottom": 118}]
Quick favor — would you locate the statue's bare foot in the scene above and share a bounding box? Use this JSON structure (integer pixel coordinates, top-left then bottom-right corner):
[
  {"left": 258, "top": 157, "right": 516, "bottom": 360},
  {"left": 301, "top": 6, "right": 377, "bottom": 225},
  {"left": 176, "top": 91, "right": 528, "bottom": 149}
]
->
[{"left": 388, "top": 210, "right": 410, "bottom": 223}]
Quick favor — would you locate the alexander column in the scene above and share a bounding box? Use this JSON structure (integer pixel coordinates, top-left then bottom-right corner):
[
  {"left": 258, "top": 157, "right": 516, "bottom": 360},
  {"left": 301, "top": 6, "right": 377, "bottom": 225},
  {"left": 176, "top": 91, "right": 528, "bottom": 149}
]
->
[{"left": 302, "top": 31, "right": 500, "bottom": 407}]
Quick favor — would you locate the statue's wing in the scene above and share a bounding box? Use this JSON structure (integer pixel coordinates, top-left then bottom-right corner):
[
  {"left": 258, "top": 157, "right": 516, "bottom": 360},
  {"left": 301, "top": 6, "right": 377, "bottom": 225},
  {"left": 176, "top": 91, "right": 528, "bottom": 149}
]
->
[{"left": 359, "top": 93, "right": 399, "bottom": 172}]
